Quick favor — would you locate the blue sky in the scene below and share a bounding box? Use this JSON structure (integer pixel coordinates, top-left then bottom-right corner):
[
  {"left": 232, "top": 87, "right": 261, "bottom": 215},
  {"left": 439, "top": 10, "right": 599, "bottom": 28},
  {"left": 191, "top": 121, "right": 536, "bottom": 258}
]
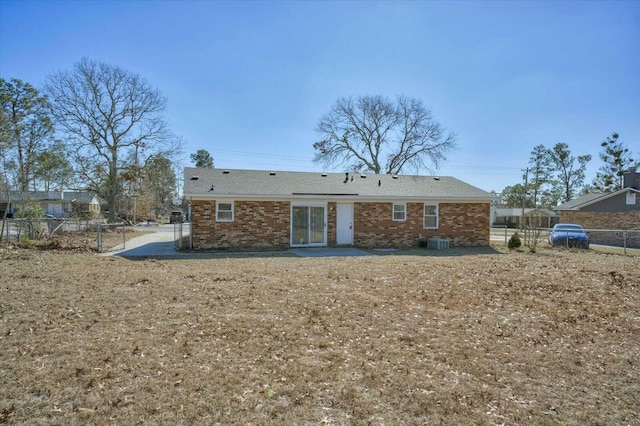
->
[{"left": 1, "top": 0, "right": 638, "bottom": 193}]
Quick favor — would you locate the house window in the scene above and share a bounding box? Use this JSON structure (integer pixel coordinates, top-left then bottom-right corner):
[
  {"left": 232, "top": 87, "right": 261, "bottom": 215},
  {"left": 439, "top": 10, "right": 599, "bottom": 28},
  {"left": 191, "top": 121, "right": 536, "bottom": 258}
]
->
[
  {"left": 626, "top": 192, "right": 636, "bottom": 205},
  {"left": 423, "top": 204, "right": 438, "bottom": 229},
  {"left": 392, "top": 203, "right": 406, "bottom": 221},
  {"left": 216, "top": 201, "right": 234, "bottom": 222}
]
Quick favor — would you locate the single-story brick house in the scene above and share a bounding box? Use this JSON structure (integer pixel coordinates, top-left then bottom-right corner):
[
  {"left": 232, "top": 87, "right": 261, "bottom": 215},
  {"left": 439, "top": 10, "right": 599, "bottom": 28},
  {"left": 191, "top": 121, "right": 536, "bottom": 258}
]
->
[
  {"left": 0, "top": 191, "right": 101, "bottom": 219},
  {"left": 556, "top": 168, "right": 640, "bottom": 248},
  {"left": 183, "top": 168, "right": 495, "bottom": 251}
]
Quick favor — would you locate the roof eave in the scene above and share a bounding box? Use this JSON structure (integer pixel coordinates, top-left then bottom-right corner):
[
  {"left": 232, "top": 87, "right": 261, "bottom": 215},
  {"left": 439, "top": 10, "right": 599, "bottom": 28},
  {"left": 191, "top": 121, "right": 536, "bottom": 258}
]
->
[
  {"left": 565, "top": 188, "right": 639, "bottom": 210},
  {"left": 185, "top": 193, "right": 493, "bottom": 202}
]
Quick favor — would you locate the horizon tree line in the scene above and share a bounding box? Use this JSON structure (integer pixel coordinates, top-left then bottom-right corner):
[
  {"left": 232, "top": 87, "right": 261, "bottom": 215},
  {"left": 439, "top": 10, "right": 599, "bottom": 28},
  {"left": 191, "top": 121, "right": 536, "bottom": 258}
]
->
[
  {"left": 2, "top": 62, "right": 638, "bottom": 220},
  {"left": 497, "top": 134, "right": 636, "bottom": 210}
]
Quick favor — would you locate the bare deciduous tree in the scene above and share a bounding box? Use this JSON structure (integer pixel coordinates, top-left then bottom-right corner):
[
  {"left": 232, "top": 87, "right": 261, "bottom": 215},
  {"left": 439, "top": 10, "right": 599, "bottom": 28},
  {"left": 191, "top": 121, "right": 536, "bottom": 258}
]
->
[
  {"left": 45, "top": 58, "right": 179, "bottom": 222},
  {"left": 313, "top": 95, "right": 456, "bottom": 175}
]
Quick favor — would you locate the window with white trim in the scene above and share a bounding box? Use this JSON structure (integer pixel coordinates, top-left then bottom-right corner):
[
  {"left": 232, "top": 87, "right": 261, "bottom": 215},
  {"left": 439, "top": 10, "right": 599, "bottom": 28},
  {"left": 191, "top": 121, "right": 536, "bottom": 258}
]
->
[
  {"left": 216, "top": 201, "right": 234, "bottom": 222},
  {"left": 392, "top": 203, "right": 406, "bottom": 221},
  {"left": 423, "top": 204, "right": 438, "bottom": 229},
  {"left": 627, "top": 192, "right": 636, "bottom": 205}
]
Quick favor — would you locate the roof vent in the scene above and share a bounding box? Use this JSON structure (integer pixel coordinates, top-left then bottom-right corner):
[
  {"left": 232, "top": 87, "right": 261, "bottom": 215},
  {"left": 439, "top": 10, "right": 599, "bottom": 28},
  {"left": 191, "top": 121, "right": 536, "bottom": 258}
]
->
[
  {"left": 190, "top": 176, "right": 199, "bottom": 180},
  {"left": 222, "top": 170, "right": 230, "bottom": 174},
  {"left": 269, "top": 171, "right": 276, "bottom": 176},
  {"left": 434, "top": 176, "right": 440, "bottom": 181},
  {"left": 360, "top": 175, "right": 367, "bottom": 178},
  {"left": 321, "top": 173, "right": 327, "bottom": 177},
  {"left": 392, "top": 175, "right": 398, "bottom": 179}
]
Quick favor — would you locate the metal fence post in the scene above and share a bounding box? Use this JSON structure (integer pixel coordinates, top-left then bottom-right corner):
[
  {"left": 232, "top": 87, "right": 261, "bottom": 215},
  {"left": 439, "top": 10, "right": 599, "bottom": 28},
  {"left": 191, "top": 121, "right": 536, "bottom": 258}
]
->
[
  {"left": 174, "top": 223, "right": 183, "bottom": 250},
  {"left": 97, "top": 222, "right": 102, "bottom": 252}
]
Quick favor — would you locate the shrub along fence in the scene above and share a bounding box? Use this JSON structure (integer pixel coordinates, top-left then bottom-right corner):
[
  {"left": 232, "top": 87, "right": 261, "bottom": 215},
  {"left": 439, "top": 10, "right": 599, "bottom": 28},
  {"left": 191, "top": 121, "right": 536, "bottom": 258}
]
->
[
  {"left": 1, "top": 218, "right": 127, "bottom": 253},
  {"left": 491, "top": 226, "right": 640, "bottom": 250}
]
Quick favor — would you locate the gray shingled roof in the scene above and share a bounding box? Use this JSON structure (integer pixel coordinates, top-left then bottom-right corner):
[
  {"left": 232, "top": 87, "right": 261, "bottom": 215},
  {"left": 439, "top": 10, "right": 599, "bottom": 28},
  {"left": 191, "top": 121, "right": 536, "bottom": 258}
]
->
[
  {"left": 556, "top": 193, "right": 609, "bottom": 210},
  {"left": 184, "top": 168, "right": 494, "bottom": 201},
  {"left": 0, "top": 191, "right": 99, "bottom": 203},
  {"left": 494, "top": 208, "right": 558, "bottom": 216}
]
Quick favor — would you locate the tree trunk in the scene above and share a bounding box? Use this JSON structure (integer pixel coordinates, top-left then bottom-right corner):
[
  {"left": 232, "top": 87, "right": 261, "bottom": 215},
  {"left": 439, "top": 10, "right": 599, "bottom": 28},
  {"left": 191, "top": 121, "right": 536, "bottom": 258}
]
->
[{"left": 108, "top": 157, "right": 118, "bottom": 223}]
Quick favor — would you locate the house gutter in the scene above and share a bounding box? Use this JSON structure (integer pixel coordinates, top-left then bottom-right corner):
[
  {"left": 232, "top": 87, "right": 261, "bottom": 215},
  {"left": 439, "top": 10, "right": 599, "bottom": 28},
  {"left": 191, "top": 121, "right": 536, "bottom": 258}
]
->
[{"left": 185, "top": 193, "right": 494, "bottom": 203}]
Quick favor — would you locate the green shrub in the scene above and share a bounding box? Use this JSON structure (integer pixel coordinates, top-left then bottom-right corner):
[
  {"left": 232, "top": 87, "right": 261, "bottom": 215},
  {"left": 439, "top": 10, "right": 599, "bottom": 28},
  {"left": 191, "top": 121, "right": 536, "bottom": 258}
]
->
[
  {"left": 508, "top": 232, "right": 522, "bottom": 250},
  {"left": 19, "top": 237, "right": 34, "bottom": 247}
]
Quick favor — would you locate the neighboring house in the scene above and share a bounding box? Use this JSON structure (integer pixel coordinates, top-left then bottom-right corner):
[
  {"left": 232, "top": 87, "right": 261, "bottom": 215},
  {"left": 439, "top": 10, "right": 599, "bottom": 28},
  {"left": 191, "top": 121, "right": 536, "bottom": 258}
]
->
[
  {"left": 556, "top": 168, "right": 640, "bottom": 248},
  {"left": 183, "top": 168, "right": 495, "bottom": 251},
  {"left": 0, "top": 191, "right": 101, "bottom": 219},
  {"left": 491, "top": 207, "right": 559, "bottom": 228}
]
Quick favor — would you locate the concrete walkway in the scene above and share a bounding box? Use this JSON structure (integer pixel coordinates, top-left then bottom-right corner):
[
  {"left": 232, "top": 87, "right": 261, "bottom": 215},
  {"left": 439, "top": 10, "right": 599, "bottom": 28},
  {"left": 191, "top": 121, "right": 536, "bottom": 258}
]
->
[
  {"left": 288, "top": 247, "right": 372, "bottom": 257},
  {"left": 104, "top": 226, "right": 372, "bottom": 259},
  {"left": 103, "top": 225, "right": 180, "bottom": 258}
]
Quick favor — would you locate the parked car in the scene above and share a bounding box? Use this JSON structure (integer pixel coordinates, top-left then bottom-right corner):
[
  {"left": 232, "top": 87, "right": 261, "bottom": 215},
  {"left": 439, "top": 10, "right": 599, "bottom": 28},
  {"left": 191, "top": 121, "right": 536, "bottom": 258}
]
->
[
  {"left": 548, "top": 223, "right": 589, "bottom": 248},
  {"left": 169, "top": 210, "right": 184, "bottom": 224}
]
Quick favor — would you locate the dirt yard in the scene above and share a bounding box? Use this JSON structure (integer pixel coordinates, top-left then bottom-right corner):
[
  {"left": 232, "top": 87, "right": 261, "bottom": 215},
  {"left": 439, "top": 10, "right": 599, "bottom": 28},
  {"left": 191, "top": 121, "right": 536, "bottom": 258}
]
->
[{"left": 1, "top": 244, "right": 638, "bottom": 425}]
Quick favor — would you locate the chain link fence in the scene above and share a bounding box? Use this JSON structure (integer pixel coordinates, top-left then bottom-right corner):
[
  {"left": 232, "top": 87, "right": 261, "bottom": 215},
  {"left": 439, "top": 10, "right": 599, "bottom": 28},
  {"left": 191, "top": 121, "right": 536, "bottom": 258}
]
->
[
  {"left": 1, "top": 218, "right": 128, "bottom": 253},
  {"left": 586, "top": 229, "right": 640, "bottom": 250},
  {"left": 491, "top": 226, "right": 640, "bottom": 251},
  {"left": 174, "top": 222, "right": 184, "bottom": 250},
  {"left": 173, "top": 222, "right": 193, "bottom": 251}
]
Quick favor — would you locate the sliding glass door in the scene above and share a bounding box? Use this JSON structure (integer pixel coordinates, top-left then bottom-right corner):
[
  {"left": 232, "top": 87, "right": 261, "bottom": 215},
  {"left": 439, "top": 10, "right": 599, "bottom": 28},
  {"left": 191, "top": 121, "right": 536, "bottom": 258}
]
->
[{"left": 291, "top": 204, "right": 326, "bottom": 246}]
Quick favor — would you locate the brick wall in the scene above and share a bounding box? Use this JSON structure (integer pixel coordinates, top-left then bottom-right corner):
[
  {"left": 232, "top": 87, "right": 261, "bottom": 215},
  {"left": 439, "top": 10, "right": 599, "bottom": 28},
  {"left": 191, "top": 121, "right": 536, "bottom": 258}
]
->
[
  {"left": 439, "top": 203, "right": 491, "bottom": 246},
  {"left": 560, "top": 211, "right": 640, "bottom": 248},
  {"left": 353, "top": 202, "right": 490, "bottom": 248},
  {"left": 190, "top": 200, "right": 290, "bottom": 250},
  {"left": 327, "top": 202, "right": 337, "bottom": 245},
  {"left": 190, "top": 199, "right": 491, "bottom": 250}
]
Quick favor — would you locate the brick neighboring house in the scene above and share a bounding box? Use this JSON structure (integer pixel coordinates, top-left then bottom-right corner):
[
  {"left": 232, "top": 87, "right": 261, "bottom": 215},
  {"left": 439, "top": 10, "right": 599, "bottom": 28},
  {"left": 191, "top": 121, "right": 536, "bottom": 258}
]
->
[
  {"left": 0, "top": 191, "right": 101, "bottom": 219},
  {"left": 183, "top": 168, "right": 495, "bottom": 251},
  {"left": 556, "top": 168, "right": 640, "bottom": 248}
]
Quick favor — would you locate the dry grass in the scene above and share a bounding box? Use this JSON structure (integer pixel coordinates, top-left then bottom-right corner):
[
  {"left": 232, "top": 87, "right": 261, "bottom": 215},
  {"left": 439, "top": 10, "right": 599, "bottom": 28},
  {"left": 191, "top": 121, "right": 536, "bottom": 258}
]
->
[{"left": 0, "top": 245, "right": 638, "bottom": 425}]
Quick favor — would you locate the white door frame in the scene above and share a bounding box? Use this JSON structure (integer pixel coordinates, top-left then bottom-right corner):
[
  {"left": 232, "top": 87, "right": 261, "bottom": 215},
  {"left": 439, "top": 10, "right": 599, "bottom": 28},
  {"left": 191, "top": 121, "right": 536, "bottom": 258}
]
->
[
  {"left": 336, "top": 203, "right": 354, "bottom": 245},
  {"left": 290, "top": 202, "right": 327, "bottom": 247}
]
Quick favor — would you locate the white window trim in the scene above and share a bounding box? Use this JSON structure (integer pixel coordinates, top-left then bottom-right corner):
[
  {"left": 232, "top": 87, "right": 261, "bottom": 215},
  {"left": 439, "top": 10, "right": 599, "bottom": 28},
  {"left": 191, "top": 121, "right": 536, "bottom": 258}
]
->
[
  {"left": 392, "top": 203, "right": 406, "bottom": 222},
  {"left": 423, "top": 203, "right": 439, "bottom": 229},
  {"left": 216, "top": 201, "right": 234, "bottom": 222},
  {"left": 626, "top": 191, "right": 636, "bottom": 205}
]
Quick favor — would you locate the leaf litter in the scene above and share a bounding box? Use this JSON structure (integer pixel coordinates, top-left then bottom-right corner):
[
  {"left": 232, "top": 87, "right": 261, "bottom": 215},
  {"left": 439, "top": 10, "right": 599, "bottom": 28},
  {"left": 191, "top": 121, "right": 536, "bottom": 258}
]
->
[{"left": 0, "top": 245, "right": 638, "bottom": 425}]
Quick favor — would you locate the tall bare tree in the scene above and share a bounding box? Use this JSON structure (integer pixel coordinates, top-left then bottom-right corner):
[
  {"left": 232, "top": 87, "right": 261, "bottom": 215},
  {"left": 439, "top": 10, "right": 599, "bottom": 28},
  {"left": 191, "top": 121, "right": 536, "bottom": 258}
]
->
[
  {"left": 0, "top": 78, "right": 54, "bottom": 191},
  {"left": 313, "top": 95, "right": 456, "bottom": 174},
  {"left": 45, "top": 58, "right": 179, "bottom": 222}
]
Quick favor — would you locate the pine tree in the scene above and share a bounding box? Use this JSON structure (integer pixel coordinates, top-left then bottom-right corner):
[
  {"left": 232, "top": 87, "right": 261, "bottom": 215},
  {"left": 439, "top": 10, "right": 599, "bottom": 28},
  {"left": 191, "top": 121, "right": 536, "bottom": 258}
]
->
[{"left": 593, "top": 133, "right": 634, "bottom": 192}]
